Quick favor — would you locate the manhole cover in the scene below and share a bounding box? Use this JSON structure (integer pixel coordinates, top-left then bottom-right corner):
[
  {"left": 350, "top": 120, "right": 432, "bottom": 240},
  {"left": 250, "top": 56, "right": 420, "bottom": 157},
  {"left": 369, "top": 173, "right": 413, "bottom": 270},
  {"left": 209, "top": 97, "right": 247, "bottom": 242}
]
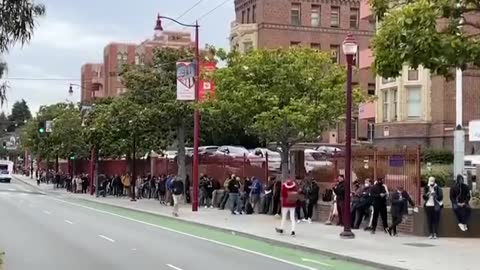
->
[{"left": 403, "top": 243, "right": 436, "bottom": 247}]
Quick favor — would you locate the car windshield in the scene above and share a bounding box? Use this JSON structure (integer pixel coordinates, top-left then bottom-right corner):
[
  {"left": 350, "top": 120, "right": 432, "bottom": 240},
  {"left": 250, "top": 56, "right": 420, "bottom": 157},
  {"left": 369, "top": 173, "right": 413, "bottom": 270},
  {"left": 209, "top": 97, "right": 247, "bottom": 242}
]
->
[{"left": 0, "top": 170, "right": 8, "bottom": 174}]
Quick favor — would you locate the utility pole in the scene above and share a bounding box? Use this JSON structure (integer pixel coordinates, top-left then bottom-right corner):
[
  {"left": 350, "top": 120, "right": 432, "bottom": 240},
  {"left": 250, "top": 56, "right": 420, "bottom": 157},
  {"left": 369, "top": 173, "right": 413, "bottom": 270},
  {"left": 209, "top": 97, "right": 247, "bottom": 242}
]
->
[{"left": 454, "top": 68, "right": 465, "bottom": 180}]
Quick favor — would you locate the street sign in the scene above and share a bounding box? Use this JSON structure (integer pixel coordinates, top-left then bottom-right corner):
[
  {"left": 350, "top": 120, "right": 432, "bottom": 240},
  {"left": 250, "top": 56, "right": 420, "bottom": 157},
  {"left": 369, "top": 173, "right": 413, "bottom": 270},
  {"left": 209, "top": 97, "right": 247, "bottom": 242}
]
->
[
  {"left": 199, "top": 61, "right": 217, "bottom": 101},
  {"left": 469, "top": 120, "right": 480, "bottom": 141},
  {"left": 389, "top": 155, "right": 405, "bottom": 167},
  {"left": 176, "top": 62, "right": 196, "bottom": 101},
  {"left": 45, "top": 120, "right": 53, "bottom": 133}
]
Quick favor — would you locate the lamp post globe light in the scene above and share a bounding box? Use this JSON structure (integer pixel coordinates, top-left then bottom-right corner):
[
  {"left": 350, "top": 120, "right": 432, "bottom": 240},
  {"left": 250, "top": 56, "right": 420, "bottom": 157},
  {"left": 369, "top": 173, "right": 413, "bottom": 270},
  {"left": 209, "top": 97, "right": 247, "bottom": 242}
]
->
[
  {"left": 154, "top": 14, "right": 201, "bottom": 212},
  {"left": 340, "top": 34, "right": 357, "bottom": 239}
]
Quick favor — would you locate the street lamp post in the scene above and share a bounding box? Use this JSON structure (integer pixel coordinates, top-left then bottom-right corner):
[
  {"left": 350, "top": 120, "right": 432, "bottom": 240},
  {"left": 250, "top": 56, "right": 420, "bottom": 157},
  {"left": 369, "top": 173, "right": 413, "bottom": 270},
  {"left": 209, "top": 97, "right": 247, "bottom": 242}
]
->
[
  {"left": 340, "top": 34, "right": 357, "bottom": 239},
  {"left": 155, "top": 14, "right": 200, "bottom": 212}
]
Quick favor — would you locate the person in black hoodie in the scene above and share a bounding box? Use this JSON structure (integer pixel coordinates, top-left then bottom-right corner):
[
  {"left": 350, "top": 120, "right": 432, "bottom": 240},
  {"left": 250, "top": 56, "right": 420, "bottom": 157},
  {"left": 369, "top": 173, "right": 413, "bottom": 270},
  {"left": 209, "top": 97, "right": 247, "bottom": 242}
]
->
[
  {"left": 450, "top": 174, "right": 471, "bottom": 232},
  {"left": 171, "top": 177, "right": 184, "bottom": 217},
  {"left": 272, "top": 178, "right": 282, "bottom": 216},
  {"left": 353, "top": 179, "right": 373, "bottom": 229},
  {"left": 370, "top": 178, "right": 389, "bottom": 234},
  {"left": 305, "top": 179, "right": 319, "bottom": 223},
  {"left": 228, "top": 176, "right": 242, "bottom": 214},
  {"left": 387, "top": 186, "right": 415, "bottom": 236},
  {"left": 333, "top": 175, "right": 345, "bottom": 226}
]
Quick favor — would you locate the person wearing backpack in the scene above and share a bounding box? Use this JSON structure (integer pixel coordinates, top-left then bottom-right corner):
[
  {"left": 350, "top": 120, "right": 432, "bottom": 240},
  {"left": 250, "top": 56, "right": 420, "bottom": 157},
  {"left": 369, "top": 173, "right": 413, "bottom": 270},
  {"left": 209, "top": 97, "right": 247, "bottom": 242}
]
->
[
  {"left": 171, "top": 177, "right": 184, "bottom": 217},
  {"left": 249, "top": 177, "right": 263, "bottom": 213},
  {"left": 275, "top": 178, "right": 298, "bottom": 236}
]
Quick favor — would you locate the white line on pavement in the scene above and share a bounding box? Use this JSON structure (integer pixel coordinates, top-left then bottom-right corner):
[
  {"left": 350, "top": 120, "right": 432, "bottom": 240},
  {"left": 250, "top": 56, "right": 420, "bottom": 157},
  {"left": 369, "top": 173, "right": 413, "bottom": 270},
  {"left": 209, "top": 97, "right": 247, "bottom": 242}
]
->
[
  {"left": 7, "top": 188, "right": 16, "bottom": 191},
  {"left": 166, "top": 264, "right": 183, "bottom": 270},
  {"left": 301, "top": 258, "right": 333, "bottom": 267},
  {"left": 43, "top": 210, "right": 51, "bottom": 215},
  {"left": 98, "top": 234, "right": 115, "bottom": 243},
  {"left": 47, "top": 197, "right": 318, "bottom": 270},
  {"left": 64, "top": 220, "right": 74, "bottom": 225}
]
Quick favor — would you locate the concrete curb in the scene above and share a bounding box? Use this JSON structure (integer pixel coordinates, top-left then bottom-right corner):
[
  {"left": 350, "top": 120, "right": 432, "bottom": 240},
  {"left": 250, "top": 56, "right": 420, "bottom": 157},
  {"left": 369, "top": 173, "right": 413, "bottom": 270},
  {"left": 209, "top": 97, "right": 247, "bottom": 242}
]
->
[
  {"left": 77, "top": 196, "right": 407, "bottom": 270},
  {"left": 12, "top": 175, "right": 47, "bottom": 195}
]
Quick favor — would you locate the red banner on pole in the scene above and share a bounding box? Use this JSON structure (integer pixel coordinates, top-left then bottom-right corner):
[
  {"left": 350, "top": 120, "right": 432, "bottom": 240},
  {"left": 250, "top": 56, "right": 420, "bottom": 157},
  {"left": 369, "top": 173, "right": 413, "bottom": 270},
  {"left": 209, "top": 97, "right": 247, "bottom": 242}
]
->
[{"left": 199, "top": 62, "right": 217, "bottom": 101}]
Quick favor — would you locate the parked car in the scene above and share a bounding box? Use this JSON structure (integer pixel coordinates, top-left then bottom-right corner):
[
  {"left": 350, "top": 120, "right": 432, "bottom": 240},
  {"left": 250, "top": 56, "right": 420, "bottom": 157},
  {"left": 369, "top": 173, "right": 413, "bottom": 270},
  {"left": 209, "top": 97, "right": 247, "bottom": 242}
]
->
[
  {"left": 252, "top": 148, "right": 281, "bottom": 171},
  {"left": 199, "top": 146, "right": 219, "bottom": 156},
  {"left": 163, "top": 150, "right": 178, "bottom": 160},
  {"left": 315, "top": 146, "right": 342, "bottom": 156},
  {"left": 214, "top": 146, "right": 264, "bottom": 167},
  {"left": 305, "top": 149, "right": 334, "bottom": 173}
]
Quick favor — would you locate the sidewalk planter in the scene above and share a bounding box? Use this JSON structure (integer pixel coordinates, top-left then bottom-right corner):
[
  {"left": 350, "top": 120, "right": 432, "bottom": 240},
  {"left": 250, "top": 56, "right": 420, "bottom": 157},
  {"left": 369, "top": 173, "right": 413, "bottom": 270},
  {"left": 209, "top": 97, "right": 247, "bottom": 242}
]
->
[{"left": 412, "top": 207, "right": 480, "bottom": 238}]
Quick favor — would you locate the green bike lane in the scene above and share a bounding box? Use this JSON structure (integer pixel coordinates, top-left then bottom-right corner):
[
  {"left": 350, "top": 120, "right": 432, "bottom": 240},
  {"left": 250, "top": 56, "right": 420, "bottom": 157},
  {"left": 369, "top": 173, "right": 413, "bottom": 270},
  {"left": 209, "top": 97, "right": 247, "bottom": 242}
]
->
[{"left": 65, "top": 197, "right": 381, "bottom": 270}]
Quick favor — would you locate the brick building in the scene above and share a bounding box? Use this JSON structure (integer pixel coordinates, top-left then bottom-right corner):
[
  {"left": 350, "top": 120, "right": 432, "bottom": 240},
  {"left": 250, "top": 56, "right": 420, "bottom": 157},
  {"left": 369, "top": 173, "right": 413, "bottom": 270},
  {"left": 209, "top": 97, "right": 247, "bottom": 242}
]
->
[
  {"left": 231, "top": 0, "right": 376, "bottom": 143},
  {"left": 81, "top": 31, "right": 193, "bottom": 102},
  {"left": 359, "top": 0, "right": 480, "bottom": 152},
  {"left": 80, "top": 63, "right": 104, "bottom": 101}
]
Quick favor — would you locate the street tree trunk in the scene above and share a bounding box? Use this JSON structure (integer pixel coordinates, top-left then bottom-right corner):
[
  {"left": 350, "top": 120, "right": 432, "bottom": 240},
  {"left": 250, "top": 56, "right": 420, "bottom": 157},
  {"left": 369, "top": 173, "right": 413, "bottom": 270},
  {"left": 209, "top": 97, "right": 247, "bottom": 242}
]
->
[
  {"left": 176, "top": 120, "right": 187, "bottom": 183},
  {"left": 280, "top": 143, "right": 290, "bottom": 181}
]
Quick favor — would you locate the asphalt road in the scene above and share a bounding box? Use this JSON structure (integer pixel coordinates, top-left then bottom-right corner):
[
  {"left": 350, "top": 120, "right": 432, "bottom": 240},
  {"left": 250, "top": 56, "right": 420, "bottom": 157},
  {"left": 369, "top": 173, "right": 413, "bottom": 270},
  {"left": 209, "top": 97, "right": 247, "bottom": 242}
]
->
[{"left": 0, "top": 178, "right": 317, "bottom": 270}]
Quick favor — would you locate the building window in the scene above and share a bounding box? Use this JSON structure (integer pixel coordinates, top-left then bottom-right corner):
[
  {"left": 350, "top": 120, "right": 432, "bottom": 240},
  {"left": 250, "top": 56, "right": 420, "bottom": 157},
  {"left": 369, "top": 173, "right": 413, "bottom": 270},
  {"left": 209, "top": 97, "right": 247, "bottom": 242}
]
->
[
  {"left": 252, "top": 5, "right": 256, "bottom": 23},
  {"left": 330, "top": 45, "right": 340, "bottom": 63},
  {"left": 367, "top": 121, "right": 375, "bottom": 141},
  {"left": 243, "top": 41, "right": 254, "bottom": 53},
  {"left": 311, "top": 5, "right": 321, "bottom": 27},
  {"left": 291, "top": 3, "right": 301, "bottom": 26},
  {"left": 135, "top": 54, "right": 140, "bottom": 65},
  {"left": 247, "top": 8, "right": 250, "bottom": 23},
  {"left": 382, "top": 90, "right": 389, "bottom": 122},
  {"left": 242, "top": 10, "right": 245, "bottom": 23},
  {"left": 350, "top": 8, "right": 359, "bottom": 29},
  {"left": 407, "top": 86, "right": 422, "bottom": 119},
  {"left": 408, "top": 69, "right": 419, "bottom": 80},
  {"left": 367, "top": 83, "right": 375, "bottom": 96},
  {"left": 392, "top": 88, "right": 398, "bottom": 121},
  {"left": 311, "top": 43, "right": 321, "bottom": 50},
  {"left": 331, "top": 6, "right": 340, "bottom": 27}
]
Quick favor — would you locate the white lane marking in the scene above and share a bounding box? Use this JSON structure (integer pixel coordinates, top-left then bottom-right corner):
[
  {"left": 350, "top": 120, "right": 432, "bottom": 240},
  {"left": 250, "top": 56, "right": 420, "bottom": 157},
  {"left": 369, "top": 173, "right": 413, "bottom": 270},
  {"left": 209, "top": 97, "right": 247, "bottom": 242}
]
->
[
  {"left": 98, "top": 234, "right": 115, "bottom": 243},
  {"left": 43, "top": 210, "right": 51, "bottom": 215},
  {"left": 64, "top": 220, "right": 74, "bottom": 225},
  {"left": 7, "top": 188, "right": 16, "bottom": 191},
  {"left": 166, "top": 264, "right": 183, "bottom": 270},
  {"left": 301, "top": 258, "right": 333, "bottom": 267},
  {"left": 46, "top": 197, "right": 318, "bottom": 270},
  {"left": 131, "top": 248, "right": 137, "bottom": 251}
]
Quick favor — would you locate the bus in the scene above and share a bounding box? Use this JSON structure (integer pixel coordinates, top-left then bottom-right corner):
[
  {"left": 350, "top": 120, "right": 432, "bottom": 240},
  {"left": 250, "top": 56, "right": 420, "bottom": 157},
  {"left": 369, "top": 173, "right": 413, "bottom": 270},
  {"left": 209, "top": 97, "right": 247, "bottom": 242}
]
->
[{"left": 0, "top": 160, "right": 14, "bottom": 183}]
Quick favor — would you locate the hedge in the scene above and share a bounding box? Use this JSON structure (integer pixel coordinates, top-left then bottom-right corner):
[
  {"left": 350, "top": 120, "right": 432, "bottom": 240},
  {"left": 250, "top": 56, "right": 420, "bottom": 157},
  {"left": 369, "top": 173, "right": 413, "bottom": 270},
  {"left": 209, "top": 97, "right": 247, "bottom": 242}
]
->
[{"left": 423, "top": 149, "right": 454, "bottom": 164}]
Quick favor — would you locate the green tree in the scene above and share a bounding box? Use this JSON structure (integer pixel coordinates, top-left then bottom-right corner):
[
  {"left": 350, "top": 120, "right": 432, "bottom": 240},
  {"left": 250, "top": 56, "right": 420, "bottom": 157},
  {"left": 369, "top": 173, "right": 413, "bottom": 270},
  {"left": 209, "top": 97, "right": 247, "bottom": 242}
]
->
[
  {"left": 1, "top": 0, "right": 46, "bottom": 104},
  {"left": 371, "top": 0, "right": 480, "bottom": 78},
  {"left": 9, "top": 99, "right": 32, "bottom": 125},
  {"left": 122, "top": 47, "right": 195, "bottom": 181},
  {"left": 204, "top": 47, "right": 353, "bottom": 179}
]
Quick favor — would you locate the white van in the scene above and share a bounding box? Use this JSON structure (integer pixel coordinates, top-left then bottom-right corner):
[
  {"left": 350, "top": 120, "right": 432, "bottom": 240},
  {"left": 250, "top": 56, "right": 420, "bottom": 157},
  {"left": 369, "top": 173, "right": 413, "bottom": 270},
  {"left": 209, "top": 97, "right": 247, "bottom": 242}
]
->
[{"left": 0, "top": 160, "right": 14, "bottom": 183}]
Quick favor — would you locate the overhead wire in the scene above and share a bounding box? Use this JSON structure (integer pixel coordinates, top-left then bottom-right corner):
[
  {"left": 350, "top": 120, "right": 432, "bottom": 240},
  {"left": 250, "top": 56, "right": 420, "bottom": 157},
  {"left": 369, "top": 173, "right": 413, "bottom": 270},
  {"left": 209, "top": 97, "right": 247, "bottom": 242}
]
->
[{"left": 196, "top": 0, "right": 230, "bottom": 22}]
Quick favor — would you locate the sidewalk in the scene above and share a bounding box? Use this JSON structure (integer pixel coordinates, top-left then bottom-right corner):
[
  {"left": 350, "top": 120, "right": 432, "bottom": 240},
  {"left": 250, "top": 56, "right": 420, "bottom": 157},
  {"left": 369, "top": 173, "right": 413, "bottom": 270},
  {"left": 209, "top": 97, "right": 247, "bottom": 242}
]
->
[{"left": 14, "top": 174, "right": 478, "bottom": 270}]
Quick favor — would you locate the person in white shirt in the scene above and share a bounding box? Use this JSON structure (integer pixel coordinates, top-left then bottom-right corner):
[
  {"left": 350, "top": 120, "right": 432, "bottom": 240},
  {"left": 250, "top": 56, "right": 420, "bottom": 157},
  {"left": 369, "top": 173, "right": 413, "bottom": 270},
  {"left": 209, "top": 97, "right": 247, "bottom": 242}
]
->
[{"left": 422, "top": 177, "right": 444, "bottom": 239}]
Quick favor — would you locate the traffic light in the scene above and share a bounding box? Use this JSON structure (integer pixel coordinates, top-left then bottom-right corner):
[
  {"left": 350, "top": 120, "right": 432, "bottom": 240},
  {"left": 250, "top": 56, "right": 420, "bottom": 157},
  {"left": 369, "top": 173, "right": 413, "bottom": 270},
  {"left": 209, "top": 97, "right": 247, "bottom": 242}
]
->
[{"left": 38, "top": 121, "right": 45, "bottom": 134}]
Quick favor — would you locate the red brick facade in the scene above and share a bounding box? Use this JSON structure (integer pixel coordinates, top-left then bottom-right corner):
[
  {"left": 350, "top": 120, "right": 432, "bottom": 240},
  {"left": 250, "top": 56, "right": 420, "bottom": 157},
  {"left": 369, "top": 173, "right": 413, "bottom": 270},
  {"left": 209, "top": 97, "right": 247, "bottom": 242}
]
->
[
  {"left": 375, "top": 70, "right": 480, "bottom": 152},
  {"left": 234, "top": 0, "right": 375, "bottom": 143}
]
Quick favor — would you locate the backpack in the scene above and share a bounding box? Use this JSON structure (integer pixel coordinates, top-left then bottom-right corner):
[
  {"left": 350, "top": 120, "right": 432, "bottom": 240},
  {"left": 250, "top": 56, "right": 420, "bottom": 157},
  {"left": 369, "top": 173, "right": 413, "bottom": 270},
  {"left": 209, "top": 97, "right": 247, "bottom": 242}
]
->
[
  {"left": 322, "top": 189, "right": 333, "bottom": 202},
  {"left": 245, "top": 202, "right": 254, "bottom": 215}
]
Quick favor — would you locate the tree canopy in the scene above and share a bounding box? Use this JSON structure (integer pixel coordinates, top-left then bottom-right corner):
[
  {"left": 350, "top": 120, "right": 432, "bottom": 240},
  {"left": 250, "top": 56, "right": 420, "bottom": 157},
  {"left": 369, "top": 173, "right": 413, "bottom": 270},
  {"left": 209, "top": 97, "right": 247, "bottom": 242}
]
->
[
  {"left": 9, "top": 99, "right": 32, "bottom": 125},
  {"left": 372, "top": 0, "right": 480, "bottom": 78},
  {"left": 1, "top": 0, "right": 46, "bottom": 104},
  {"left": 204, "top": 47, "right": 353, "bottom": 179}
]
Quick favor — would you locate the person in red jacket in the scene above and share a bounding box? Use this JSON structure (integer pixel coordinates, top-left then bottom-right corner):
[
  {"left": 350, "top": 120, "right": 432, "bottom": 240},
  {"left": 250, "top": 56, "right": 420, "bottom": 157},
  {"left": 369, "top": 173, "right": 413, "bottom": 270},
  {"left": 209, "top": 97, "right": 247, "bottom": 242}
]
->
[{"left": 275, "top": 178, "right": 298, "bottom": 236}]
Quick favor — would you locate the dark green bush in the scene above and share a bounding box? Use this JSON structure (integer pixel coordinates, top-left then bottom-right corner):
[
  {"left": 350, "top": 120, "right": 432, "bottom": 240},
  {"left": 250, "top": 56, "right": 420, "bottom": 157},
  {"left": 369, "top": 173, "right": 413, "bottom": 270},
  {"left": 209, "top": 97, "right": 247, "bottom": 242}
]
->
[
  {"left": 423, "top": 149, "right": 454, "bottom": 164},
  {"left": 422, "top": 171, "right": 453, "bottom": 187}
]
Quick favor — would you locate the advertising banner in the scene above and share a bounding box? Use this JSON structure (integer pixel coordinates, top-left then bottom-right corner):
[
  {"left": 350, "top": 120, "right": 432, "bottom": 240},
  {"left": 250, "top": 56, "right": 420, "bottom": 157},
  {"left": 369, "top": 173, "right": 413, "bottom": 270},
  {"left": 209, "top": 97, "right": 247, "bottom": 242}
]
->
[
  {"left": 176, "top": 62, "right": 196, "bottom": 101},
  {"left": 199, "top": 62, "right": 217, "bottom": 101}
]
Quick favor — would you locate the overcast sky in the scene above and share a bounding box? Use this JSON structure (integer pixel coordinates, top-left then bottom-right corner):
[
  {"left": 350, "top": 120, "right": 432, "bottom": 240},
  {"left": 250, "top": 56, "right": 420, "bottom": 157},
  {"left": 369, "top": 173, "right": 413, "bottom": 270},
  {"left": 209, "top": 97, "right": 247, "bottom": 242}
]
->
[{"left": 1, "top": 0, "right": 234, "bottom": 115}]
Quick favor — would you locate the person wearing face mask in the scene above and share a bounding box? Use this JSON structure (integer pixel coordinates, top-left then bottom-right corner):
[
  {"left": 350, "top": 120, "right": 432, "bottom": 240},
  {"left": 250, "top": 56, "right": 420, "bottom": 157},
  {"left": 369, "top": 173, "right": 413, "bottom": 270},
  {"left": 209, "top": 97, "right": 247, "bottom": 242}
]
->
[
  {"left": 423, "top": 176, "right": 444, "bottom": 239},
  {"left": 370, "top": 178, "right": 389, "bottom": 234},
  {"left": 387, "top": 185, "right": 416, "bottom": 236},
  {"left": 353, "top": 179, "right": 372, "bottom": 229},
  {"left": 450, "top": 174, "right": 471, "bottom": 232}
]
